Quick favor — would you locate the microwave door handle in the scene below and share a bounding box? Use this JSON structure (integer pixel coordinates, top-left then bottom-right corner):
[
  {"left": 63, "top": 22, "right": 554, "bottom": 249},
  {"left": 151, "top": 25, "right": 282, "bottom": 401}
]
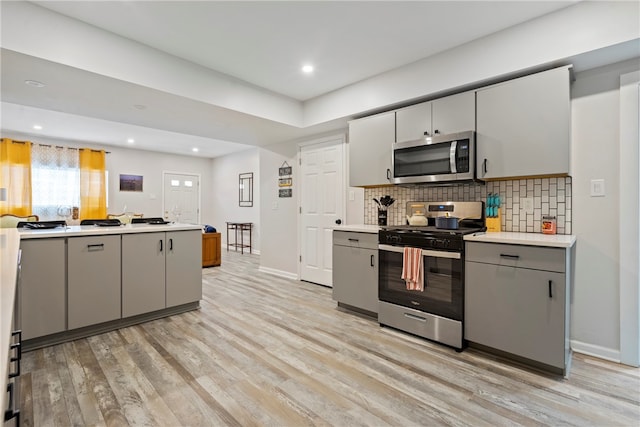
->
[{"left": 449, "top": 140, "right": 457, "bottom": 174}]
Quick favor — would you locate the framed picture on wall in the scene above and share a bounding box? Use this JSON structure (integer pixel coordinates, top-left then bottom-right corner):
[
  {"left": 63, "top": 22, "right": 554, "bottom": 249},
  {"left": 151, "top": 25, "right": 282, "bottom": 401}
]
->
[{"left": 119, "top": 174, "right": 143, "bottom": 192}]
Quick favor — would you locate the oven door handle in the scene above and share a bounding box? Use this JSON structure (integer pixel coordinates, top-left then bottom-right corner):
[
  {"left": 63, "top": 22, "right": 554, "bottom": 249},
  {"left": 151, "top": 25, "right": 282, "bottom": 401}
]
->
[{"left": 378, "top": 244, "right": 460, "bottom": 259}]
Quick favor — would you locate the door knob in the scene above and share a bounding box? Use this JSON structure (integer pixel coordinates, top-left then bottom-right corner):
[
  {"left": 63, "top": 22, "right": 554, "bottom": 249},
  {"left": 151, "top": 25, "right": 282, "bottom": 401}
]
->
[{"left": 335, "top": 219, "right": 342, "bottom": 225}]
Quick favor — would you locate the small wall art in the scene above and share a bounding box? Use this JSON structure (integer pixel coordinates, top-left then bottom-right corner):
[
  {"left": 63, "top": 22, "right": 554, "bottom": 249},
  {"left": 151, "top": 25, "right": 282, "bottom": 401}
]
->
[{"left": 119, "top": 174, "right": 143, "bottom": 192}]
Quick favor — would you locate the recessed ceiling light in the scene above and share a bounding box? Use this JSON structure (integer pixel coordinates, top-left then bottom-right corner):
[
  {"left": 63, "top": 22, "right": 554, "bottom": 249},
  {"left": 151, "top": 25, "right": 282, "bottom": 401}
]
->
[
  {"left": 127, "top": 138, "right": 135, "bottom": 144},
  {"left": 302, "top": 64, "right": 314, "bottom": 74},
  {"left": 25, "top": 80, "right": 45, "bottom": 88},
  {"left": 192, "top": 148, "right": 199, "bottom": 153},
  {"left": 33, "top": 125, "right": 43, "bottom": 130}
]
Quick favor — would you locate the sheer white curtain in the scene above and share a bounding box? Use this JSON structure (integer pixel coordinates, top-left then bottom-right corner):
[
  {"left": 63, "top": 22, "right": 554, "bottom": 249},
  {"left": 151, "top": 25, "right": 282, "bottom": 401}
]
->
[{"left": 31, "top": 144, "right": 79, "bottom": 220}]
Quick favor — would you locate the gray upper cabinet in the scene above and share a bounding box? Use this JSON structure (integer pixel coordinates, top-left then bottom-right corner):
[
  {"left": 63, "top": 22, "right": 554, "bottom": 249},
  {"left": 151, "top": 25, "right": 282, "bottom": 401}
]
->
[
  {"left": 396, "top": 91, "right": 475, "bottom": 143},
  {"left": 348, "top": 111, "right": 395, "bottom": 187},
  {"left": 166, "top": 230, "right": 202, "bottom": 307},
  {"left": 19, "top": 238, "right": 66, "bottom": 340},
  {"left": 476, "top": 66, "right": 571, "bottom": 179},
  {"left": 396, "top": 102, "right": 431, "bottom": 143},
  {"left": 68, "top": 234, "right": 122, "bottom": 330},
  {"left": 431, "top": 91, "right": 475, "bottom": 135},
  {"left": 122, "top": 232, "right": 166, "bottom": 317}
]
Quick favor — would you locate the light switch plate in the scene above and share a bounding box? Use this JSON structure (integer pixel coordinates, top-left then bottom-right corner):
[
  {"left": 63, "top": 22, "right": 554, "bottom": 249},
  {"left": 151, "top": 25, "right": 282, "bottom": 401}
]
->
[{"left": 591, "top": 179, "right": 605, "bottom": 197}]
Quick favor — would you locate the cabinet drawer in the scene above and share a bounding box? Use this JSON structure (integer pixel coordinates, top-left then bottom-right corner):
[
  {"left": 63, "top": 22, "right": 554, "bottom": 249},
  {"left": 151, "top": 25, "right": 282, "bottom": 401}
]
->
[
  {"left": 466, "top": 242, "right": 565, "bottom": 273},
  {"left": 333, "top": 231, "right": 378, "bottom": 250}
]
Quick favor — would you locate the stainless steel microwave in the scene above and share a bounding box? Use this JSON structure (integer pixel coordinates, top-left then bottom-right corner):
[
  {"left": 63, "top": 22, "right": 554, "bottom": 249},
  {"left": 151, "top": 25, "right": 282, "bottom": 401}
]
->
[{"left": 392, "top": 130, "right": 476, "bottom": 184}]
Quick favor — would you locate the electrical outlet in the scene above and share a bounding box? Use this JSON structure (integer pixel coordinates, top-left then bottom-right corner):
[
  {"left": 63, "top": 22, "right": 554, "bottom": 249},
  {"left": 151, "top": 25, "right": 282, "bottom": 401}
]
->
[{"left": 522, "top": 197, "right": 534, "bottom": 214}]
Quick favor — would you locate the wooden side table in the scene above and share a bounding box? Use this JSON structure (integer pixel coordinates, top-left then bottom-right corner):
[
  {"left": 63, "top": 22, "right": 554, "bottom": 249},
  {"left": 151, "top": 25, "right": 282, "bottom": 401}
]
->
[
  {"left": 226, "top": 222, "right": 252, "bottom": 254},
  {"left": 202, "top": 232, "right": 221, "bottom": 267}
]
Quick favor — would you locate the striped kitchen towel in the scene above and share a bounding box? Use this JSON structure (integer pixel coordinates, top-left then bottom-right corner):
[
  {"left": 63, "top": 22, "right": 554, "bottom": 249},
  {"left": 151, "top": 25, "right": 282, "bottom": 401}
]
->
[{"left": 401, "top": 247, "right": 424, "bottom": 291}]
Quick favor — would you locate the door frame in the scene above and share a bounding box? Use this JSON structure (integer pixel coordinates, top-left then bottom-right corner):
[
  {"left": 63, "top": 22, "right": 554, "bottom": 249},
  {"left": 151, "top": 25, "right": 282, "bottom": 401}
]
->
[
  {"left": 619, "top": 71, "right": 639, "bottom": 367},
  {"left": 162, "top": 170, "right": 202, "bottom": 224},
  {"left": 296, "top": 133, "right": 347, "bottom": 282}
]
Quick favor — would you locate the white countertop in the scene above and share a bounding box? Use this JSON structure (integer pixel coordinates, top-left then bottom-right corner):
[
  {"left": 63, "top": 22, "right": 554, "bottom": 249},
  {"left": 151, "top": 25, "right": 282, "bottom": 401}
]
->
[
  {"left": 0, "top": 229, "right": 20, "bottom": 413},
  {"left": 18, "top": 223, "right": 202, "bottom": 239},
  {"left": 464, "top": 231, "right": 576, "bottom": 248},
  {"left": 333, "top": 224, "right": 380, "bottom": 234}
]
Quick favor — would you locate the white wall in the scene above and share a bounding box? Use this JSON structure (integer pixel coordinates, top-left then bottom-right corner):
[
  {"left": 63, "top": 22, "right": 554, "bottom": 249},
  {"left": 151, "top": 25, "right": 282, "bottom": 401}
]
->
[
  {"left": 210, "top": 148, "right": 260, "bottom": 252},
  {"left": 1, "top": 132, "right": 215, "bottom": 223},
  {"left": 570, "top": 58, "right": 640, "bottom": 360},
  {"left": 258, "top": 141, "right": 299, "bottom": 277},
  {"left": 304, "top": 1, "right": 640, "bottom": 126}
]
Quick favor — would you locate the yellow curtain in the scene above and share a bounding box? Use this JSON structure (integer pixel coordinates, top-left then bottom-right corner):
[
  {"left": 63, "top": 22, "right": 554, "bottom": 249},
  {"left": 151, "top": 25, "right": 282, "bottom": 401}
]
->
[
  {"left": 79, "top": 149, "right": 107, "bottom": 219},
  {"left": 0, "top": 138, "right": 32, "bottom": 216}
]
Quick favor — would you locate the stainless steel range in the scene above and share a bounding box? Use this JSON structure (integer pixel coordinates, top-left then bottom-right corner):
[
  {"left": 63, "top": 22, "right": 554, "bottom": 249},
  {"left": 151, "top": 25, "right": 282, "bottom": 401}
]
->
[{"left": 378, "top": 201, "right": 485, "bottom": 350}]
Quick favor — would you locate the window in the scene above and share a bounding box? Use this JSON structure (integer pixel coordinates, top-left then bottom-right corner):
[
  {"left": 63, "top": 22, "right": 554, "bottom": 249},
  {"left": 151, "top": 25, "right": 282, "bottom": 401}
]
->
[{"left": 31, "top": 145, "right": 80, "bottom": 220}]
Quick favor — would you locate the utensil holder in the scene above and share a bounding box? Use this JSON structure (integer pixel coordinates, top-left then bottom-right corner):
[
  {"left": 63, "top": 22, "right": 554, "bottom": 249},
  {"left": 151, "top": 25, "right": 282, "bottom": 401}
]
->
[
  {"left": 377, "top": 209, "right": 387, "bottom": 226},
  {"left": 486, "top": 209, "right": 501, "bottom": 232}
]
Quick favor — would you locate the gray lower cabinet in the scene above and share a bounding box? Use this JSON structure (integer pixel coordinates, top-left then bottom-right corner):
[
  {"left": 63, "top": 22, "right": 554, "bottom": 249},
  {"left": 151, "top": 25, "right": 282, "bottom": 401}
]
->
[
  {"left": 332, "top": 231, "right": 378, "bottom": 314},
  {"left": 166, "top": 230, "right": 202, "bottom": 307},
  {"left": 67, "top": 235, "right": 121, "bottom": 330},
  {"left": 476, "top": 66, "right": 571, "bottom": 179},
  {"left": 122, "top": 230, "right": 201, "bottom": 313},
  {"left": 122, "top": 232, "right": 166, "bottom": 317},
  {"left": 19, "top": 238, "right": 66, "bottom": 340},
  {"left": 465, "top": 241, "right": 571, "bottom": 374}
]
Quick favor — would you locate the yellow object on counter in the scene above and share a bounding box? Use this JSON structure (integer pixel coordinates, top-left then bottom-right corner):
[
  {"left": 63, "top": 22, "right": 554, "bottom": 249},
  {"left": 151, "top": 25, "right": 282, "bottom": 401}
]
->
[{"left": 486, "top": 209, "right": 501, "bottom": 232}]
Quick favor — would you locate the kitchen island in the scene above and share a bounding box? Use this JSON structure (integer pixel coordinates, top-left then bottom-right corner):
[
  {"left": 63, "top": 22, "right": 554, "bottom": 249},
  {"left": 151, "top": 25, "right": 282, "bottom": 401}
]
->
[{"left": 6, "top": 223, "right": 203, "bottom": 350}]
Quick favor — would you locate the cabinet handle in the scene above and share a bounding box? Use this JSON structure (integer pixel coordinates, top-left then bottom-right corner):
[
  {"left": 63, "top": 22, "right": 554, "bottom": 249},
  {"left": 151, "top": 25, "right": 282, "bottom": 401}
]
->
[
  {"left": 423, "top": 131, "right": 430, "bottom": 136},
  {"left": 169, "top": 238, "right": 173, "bottom": 251},
  {"left": 483, "top": 158, "right": 488, "bottom": 174},
  {"left": 348, "top": 238, "right": 359, "bottom": 242},
  {"left": 386, "top": 168, "right": 391, "bottom": 180},
  {"left": 370, "top": 254, "right": 374, "bottom": 267},
  {"left": 434, "top": 129, "right": 440, "bottom": 134},
  {"left": 404, "top": 313, "right": 427, "bottom": 322},
  {"left": 160, "top": 240, "right": 163, "bottom": 252},
  {"left": 499, "top": 254, "right": 520, "bottom": 259},
  {"left": 4, "top": 382, "right": 20, "bottom": 423},
  {"left": 8, "top": 330, "right": 21, "bottom": 379},
  {"left": 87, "top": 243, "right": 104, "bottom": 251},
  {"left": 548, "top": 280, "right": 553, "bottom": 298}
]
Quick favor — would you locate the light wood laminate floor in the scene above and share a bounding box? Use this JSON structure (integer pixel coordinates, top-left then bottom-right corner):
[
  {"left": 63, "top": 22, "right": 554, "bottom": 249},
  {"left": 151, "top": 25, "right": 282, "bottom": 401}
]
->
[{"left": 20, "top": 251, "right": 640, "bottom": 426}]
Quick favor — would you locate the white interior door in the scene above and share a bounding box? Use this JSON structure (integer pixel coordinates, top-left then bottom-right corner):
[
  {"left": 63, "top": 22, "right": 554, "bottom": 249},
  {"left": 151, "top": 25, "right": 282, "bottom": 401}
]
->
[
  {"left": 163, "top": 172, "right": 200, "bottom": 223},
  {"left": 300, "top": 137, "right": 345, "bottom": 286}
]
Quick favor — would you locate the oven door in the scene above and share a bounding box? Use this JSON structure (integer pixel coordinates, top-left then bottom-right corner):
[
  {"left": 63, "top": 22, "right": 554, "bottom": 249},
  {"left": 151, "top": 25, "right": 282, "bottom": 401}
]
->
[{"left": 378, "top": 244, "right": 463, "bottom": 321}]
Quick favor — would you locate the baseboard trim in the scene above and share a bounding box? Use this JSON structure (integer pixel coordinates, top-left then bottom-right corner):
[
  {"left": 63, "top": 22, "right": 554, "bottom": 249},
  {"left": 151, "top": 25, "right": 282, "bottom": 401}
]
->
[
  {"left": 258, "top": 265, "right": 298, "bottom": 280},
  {"left": 571, "top": 340, "right": 620, "bottom": 363}
]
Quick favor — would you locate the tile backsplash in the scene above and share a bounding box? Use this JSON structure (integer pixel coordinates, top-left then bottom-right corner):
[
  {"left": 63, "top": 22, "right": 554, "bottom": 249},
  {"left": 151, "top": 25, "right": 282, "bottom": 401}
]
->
[{"left": 365, "top": 177, "right": 572, "bottom": 234}]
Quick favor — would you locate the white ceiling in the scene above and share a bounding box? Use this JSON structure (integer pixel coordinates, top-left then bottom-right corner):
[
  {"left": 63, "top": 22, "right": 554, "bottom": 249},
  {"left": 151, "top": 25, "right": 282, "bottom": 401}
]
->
[{"left": 1, "top": 1, "right": 579, "bottom": 158}]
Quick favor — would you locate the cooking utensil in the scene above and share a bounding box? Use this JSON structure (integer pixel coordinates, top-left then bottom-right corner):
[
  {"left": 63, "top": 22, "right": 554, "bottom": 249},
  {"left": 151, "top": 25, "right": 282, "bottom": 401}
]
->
[
  {"left": 379, "top": 195, "right": 395, "bottom": 207},
  {"left": 435, "top": 215, "right": 468, "bottom": 230},
  {"left": 373, "top": 198, "right": 381, "bottom": 208}
]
